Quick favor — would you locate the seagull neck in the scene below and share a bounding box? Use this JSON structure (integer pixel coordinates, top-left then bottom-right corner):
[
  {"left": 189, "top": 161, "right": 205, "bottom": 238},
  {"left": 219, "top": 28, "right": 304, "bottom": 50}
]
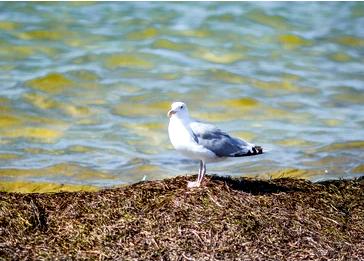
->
[{"left": 174, "top": 114, "right": 191, "bottom": 124}]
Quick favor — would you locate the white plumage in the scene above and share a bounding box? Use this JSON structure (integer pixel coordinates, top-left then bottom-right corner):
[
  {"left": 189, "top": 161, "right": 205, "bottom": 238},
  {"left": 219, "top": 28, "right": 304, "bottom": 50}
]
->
[{"left": 167, "top": 101, "right": 263, "bottom": 188}]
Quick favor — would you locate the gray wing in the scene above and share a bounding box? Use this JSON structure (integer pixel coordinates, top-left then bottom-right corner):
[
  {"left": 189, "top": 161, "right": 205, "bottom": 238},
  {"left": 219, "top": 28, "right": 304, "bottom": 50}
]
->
[{"left": 190, "top": 121, "right": 253, "bottom": 157}]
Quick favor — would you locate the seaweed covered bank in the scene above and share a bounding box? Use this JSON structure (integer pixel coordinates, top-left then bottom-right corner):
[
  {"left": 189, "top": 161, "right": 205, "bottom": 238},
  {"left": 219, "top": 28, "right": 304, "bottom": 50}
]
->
[{"left": 1, "top": 175, "right": 363, "bottom": 260}]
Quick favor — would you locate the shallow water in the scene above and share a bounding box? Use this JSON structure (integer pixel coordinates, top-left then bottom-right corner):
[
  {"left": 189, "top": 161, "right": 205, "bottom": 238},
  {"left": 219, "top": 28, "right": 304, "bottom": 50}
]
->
[{"left": 0, "top": 2, "right": 363, "bottom": 192}]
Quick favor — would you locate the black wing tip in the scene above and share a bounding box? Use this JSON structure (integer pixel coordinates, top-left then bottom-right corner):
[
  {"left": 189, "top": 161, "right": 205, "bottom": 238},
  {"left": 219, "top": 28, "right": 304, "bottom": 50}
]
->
[
  {"left": 232, "top": 145, "right": 263, "bottom": 157},
  {"left": 253, "top": 145, "right": 263, "bottom": 154}
]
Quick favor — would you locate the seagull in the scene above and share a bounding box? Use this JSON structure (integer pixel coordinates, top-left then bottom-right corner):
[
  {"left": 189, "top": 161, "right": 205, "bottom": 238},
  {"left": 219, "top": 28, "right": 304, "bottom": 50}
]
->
[{"left": 167, "top": 101, "right": 263, "bottom": 188}]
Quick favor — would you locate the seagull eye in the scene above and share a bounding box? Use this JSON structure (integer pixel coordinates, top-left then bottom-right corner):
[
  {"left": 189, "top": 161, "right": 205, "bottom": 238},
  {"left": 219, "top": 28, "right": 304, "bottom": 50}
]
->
[{"left": 180, "top": 106, "right": 184, "bottom": 109}]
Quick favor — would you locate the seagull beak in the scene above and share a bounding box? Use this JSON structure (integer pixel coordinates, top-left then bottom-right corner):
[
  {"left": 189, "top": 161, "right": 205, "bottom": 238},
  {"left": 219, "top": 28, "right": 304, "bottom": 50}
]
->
[{"left": 167, "top": 109, "right": 176, "bottom": 118}]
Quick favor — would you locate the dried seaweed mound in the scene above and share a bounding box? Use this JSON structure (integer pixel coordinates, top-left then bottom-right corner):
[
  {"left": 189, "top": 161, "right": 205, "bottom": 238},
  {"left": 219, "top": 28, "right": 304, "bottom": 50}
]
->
[{"left": 1, "top": 175, "right": 363, "bottom": 260}]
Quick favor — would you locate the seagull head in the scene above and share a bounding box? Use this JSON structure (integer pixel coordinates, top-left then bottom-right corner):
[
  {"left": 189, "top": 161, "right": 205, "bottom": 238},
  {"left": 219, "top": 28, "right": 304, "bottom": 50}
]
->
[{"left": 167, "top": 101, "right": 189, "bottom": 119}]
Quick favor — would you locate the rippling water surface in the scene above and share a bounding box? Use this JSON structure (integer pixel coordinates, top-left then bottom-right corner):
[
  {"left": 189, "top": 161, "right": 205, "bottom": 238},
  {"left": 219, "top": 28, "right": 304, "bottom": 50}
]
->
[{"left": 0, "top": 2, "right": 363, "bottom": 192}]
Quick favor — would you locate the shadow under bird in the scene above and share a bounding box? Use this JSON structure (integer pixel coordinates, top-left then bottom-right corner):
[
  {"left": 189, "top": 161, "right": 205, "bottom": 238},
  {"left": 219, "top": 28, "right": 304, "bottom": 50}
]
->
[{"left": 167, "top": 101, "right": 263, "bottom": 188}]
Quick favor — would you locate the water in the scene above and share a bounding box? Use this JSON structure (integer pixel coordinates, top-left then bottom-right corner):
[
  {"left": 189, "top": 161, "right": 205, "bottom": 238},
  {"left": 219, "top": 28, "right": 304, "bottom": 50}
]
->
[{"left": 0, "top": 2, "right": 363, "bottom": 192}]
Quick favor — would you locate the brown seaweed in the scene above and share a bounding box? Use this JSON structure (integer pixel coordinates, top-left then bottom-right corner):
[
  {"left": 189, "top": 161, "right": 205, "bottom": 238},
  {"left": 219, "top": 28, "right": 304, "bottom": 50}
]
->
[{"left": 0, "top": 175, "right": 363, "bottom": 260}]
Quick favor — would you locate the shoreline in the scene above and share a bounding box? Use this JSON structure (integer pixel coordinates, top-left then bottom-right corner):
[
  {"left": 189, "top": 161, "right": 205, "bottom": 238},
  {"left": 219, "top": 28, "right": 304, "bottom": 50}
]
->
[{"left": 1, "top": 175, "right": 363, "bottom": 260}]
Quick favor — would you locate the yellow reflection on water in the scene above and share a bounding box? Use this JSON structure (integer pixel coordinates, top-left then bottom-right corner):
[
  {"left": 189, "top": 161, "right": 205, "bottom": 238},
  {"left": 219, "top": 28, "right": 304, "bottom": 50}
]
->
[
  {"left": 113, "top": 101, "right": 170, "bottom": 117},
  {"left": 230, "top": 131, "right": 257, "bottom": 142},
  {"left": 24, "top": 147, "right": 64, "bottom": 155},
  {"left": 329, "top": 52, "right": 352, "bottom": 62},
  {"left": 195, "top": 50, "right": 244, "bottom": 64},
  {"left": 220, "top": 97, "right": 259, "bottom": 108},
  {"left": 62, "top": 104, "right": 91, "bottom": 118},
  {"left": 18, "top": 30, "right": 63, "bottom": 41},
  {"left": 0, "top": 115, "right": 22, "bottom": 127},
  {"left": 24, "top": 92, "right": 91, "bottom": 118},
  {"left": 209, "top": 70, "right": 306, "bottom": 94},
  {"left": 68, "top": 145, "right": 94, "bottom": 153},
  {"left": 352, "top": 164, "right": 364, "bottom": 174},
  {"left": 210, "top": 69, "right": 248, "bottom": 84},
  {"left": 266, "top": 169, "right": 321, "bottom": 179},
  {"left": 122, "top": 121, "right": 168, "bottom": 153},
  {"left": 0, "top": 96, "right": 10, "bottom": 105},
  {"left": 0, "top": 45, "right": 34, "bottom": 59},
  {"left": 0, "top": 153, "right": 19, "bottom": 160},
  {"left": 252, "top": 79, "right": 301, "bottom": 92},
  {"left": 65, "top": 33, "right": 107, "bottom": 48},
  {"left": 0, "top": 163, "right": 113, "bottom": 180},
  {"left": 277, "top": 138, "right": 316, "bottom": 147},
  {"left": 127, "top": 27, "right": 158, "bottom": 40},
  {"left": 105, "top": 53, "right": 153, "bottom": 69},
  {"left": 0, "top": 21, "right": 20, "bottom": 31},
  {"left": 0, "top": 127, "right": 63, "bottom": 143},
  {"left": 24, "top": 92, "right": 59, "bottom": 110},
  {"left": 159, "top": 72, "right": 181, "bottom": 80},
  {"left": 0, "top": 107, "right": 68, "bottom": 143},
  {"left": 246, "top": 10, "right": 289, "bottom": 30},
  {"left": 335, "top": 36, "right": 364, "bottom": 47},
  {"left": 193, "top": 98, "right": 260, "bottom": 122},
  {"left": 303, "top": 156, "right": 353, "bottom": 170},
  {"left": 192, "top": 111, "right": 237, "bottom": 122},
  {"left": 153, "top": 39, "right": 190, "bottom": 51},
  {"left": 260, "top": 107, "right": 312, "bottom": 124},
  {"left": 5, "top": 99, "right": 63, "bottom": 133},
  {"left": 70, "top": 70, "right": 100, "bottom": 81},
  {"left": 322, "top": 119, "right": 343, "bottom": 127},
  {"left": 319, "top": 140, "right": 364, "bottom": 152},
  {"left": 123, "top": 163, "right": 170, "bottom": 183},
  {"left": 278, "top": 34, "right": 311, "bottom": 49},
  {"left": 26, "top": 73, "right": 74, "bottom": 94},
  {"left": 332, "top": 92, "right": 364, "bottom": 104},
  {"left": 76, "top": 118, "right": 100, "bottom": 125},
  {"left": 26, "top": 114, "right": 68, "bottom": 126},
  {"left": 0, "top": 181, "right": 97, "bottom": 193},
  {"left": 179, "top": 29, "right": 212, "bottom": 38},
  {"left": 0, "top": 43, "right": 57, "bottom": 60},
  {"left": 207, "top": 13, "right": 235, "bottom": 23}
]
